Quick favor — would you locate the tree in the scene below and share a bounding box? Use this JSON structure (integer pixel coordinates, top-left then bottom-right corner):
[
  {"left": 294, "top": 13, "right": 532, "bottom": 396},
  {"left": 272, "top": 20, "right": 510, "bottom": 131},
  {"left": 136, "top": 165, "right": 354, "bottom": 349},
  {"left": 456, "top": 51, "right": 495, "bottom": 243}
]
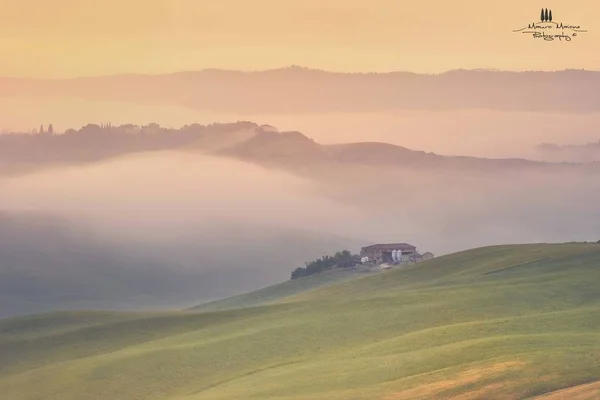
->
[
  {"left": 290, "top": 249, "right": 359, "bottom": 280},
  {"left": 39, "top": 124, "right": 44, "bottom": 134},
  {"left": 545, "top": 8, "right": 549, "bottom": 22},
  {"left": 291, "top": 267, "right": 306, "bottom": 280},
  {"left": 48, "top": 124, "right": 54, "bottom": 134},
  {"left": 541, "top": 8, "right": 545, "bottom": 21},
  {"left": 549, "top": 10, "right": 552, "bottom": 22}
]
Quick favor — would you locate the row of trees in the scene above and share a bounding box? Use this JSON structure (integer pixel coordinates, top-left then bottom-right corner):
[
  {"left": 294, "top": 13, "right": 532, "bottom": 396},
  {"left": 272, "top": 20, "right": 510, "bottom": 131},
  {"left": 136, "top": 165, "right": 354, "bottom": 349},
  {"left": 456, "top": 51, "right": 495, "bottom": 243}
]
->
[
  {"left": 291, "top": 250, "right": 359, "bottom": 280},
  {"left": 541, "top": 8, "right": 552, "bottom": 22}
]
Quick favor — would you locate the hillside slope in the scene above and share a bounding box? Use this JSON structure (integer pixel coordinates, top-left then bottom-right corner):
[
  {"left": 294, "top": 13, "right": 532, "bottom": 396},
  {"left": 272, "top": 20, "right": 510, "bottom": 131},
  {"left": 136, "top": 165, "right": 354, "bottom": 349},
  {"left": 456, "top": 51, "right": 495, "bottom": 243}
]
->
[
  {"left": 1, "top": 243, "right": 600, "bottom": 399},
  {"left": 191, "top": 269, "right": 376, "bottom": 312}
]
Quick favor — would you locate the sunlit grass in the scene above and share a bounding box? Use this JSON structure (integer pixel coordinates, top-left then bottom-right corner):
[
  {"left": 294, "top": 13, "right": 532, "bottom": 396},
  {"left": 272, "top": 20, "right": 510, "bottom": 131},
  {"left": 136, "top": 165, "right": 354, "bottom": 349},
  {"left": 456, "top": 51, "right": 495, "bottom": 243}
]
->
[{"left": 1, "top": 243, "right": 599, "bottom": 399}]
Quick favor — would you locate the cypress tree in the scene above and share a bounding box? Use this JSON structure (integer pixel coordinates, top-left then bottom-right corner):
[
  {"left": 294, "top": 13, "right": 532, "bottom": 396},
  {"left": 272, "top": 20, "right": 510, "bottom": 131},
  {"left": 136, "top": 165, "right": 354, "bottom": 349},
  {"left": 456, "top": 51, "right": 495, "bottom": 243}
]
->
[
  {"left": 549, "top": 10, "right": 552, "bottom": 22},
  {"left": 545, "top": 8, "right": 549, "bottom": 22},
  {"left": 541, "top": 8, "right": 545, "bottom": 21}
]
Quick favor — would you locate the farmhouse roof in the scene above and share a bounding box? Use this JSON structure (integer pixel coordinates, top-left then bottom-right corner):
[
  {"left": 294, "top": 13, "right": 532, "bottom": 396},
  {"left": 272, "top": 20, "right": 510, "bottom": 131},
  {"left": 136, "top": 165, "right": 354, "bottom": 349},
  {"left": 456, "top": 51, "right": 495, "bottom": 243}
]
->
[{"left": 362, "top": 243, "right": 416, "bottom": 250}]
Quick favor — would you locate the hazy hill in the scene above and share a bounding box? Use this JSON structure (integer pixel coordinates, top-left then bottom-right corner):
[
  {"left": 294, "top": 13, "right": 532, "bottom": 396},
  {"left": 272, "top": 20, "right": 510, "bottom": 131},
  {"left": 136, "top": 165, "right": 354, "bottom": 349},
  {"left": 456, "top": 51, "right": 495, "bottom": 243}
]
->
[
  {"left": 0, "top": 212, "right": 365, "bottom": 318},
  {"left": 3, "top": 122, "right": 597, "bottom": 177},
  {"left": 3, "top": 123, "right": 600, "bottom": 256},
  {"left": 205, "top": 125, "right": 600, "bottom": 177},
  {"left": 1, "top": 243, "right": 599, "bottom": 399},
  {"left": 2, "top": 68, "right": 600, "bottom": 113},
  {"left": 536, "top": 140, "right": 600, "bottom": 163},
  {"left": 0, "top": 212, "right": 201, "bottom": 317}
]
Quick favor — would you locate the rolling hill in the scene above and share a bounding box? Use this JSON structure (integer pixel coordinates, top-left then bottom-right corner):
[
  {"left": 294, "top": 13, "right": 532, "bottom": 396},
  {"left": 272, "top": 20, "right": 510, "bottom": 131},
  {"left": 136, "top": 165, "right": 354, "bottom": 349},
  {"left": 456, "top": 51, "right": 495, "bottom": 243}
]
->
[
  {"left": 0, "top": 212, "right": 365, "bottom": 318},
  {"left": 1, "top": 242, "right": 599, "bottom": 399},
  {"left": 3, "top": 122, "right": 599, "bottom": 180},
  {"left": 3, "top": 68, "right": 600, "bottom": 114},
  {"left": 190, "top": 269, "right": 376, "bottom": 312}
]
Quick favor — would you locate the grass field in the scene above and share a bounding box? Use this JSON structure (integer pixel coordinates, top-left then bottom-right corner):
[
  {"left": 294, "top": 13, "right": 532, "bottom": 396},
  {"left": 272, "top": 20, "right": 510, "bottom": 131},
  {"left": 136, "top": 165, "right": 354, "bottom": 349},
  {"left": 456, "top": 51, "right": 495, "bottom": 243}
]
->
[
  {"left": 1, "top": 243, "right": 600, "bottom": 399},
  {"left": 191, "top": 269, "right": 374, "bottom": 312}
]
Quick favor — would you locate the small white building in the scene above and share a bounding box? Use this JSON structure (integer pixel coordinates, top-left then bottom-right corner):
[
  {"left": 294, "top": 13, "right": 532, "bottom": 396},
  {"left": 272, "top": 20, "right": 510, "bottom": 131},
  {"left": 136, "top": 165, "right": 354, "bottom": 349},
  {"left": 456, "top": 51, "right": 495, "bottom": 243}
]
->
[{"left": 422, "top": 252, "right": 435, "bottom": 261}]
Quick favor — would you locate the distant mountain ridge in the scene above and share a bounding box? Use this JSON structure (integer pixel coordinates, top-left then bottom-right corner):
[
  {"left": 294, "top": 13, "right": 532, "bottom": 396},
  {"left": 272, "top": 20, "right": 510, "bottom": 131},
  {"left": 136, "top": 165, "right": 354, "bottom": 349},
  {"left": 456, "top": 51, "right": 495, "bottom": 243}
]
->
[{"left": 2, "top": 67, "right": 600, "bottom": 113}]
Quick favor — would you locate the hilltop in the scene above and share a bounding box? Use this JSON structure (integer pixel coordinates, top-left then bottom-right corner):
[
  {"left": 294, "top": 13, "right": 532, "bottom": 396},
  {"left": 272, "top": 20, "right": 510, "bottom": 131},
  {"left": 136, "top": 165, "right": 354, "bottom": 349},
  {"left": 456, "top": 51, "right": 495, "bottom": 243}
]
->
[
  {"left": 2, "top": 121, "right": 597, "bottom": 178},
  {"left": 1, "top": 242, "right": 599, "bottom": 399}
]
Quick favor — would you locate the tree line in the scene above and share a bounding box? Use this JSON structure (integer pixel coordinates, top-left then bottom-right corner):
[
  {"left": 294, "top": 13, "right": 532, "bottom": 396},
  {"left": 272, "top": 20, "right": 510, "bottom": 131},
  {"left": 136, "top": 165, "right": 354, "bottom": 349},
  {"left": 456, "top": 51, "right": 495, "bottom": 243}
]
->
[{"left": 291, "top": 250, "right": 359, "bottom": 280}]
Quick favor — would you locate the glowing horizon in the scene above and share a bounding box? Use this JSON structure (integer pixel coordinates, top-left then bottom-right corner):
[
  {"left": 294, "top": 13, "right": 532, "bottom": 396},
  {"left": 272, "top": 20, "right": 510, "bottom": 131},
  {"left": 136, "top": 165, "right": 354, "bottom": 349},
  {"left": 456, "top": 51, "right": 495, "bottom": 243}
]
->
[{"left": 0, "top": 0, "right": 597, "bottom": 78}]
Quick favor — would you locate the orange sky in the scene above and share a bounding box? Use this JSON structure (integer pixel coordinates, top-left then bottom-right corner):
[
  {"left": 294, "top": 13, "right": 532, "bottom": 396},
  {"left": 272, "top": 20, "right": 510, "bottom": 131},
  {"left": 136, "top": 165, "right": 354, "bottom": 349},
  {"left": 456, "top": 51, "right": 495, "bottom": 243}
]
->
[{"left": 0, "top": 0, "right": 598, "bottom": 77}]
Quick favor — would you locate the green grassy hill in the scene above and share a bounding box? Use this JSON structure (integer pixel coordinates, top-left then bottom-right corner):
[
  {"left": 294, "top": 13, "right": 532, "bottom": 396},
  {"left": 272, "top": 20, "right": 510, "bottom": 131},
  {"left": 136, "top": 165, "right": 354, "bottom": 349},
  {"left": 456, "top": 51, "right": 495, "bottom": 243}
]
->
[
  {"left": 1, "top": 243, "right": 600, "bottom": 400},
  {"left": 191, "top": 269, "right": 375, "bottom": 312}
]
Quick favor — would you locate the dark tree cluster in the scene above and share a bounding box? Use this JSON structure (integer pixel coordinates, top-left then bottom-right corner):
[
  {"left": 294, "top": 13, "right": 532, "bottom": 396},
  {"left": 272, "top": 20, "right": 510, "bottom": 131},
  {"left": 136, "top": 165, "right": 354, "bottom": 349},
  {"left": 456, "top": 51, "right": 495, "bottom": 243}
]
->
[
  {"left": 541, "top": 8, "right": 552, "bottom": 22},
  {"left": 291, "top": 250, "right": 359, "bottom": 279}
]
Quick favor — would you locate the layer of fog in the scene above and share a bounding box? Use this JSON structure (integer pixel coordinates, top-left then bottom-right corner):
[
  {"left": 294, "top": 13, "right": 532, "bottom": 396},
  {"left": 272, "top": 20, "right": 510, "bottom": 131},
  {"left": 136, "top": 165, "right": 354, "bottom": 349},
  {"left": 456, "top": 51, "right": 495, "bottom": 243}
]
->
[
  {"left": 0, "top": 152, "right": 367, "bottom": 239},
  {"left": 312, "top": 164, "right": 600, "bottom": 254},
  {"left": 1, "top": 147, "right": 599, "bottom": 316},
  {"left": 0, "top": 152, "right": 373, "bottom": 315},
  {"left": 2, "top": 96, "right": 600, "bottom": 160},
  {"left": 2, "top": 147, "right": 598, "bottom": 260}
]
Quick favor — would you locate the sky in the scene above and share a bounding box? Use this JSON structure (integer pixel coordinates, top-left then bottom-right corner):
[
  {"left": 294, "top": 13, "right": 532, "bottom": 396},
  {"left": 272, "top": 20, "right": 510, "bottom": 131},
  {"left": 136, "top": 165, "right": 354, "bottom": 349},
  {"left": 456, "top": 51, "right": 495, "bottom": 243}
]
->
[{"left": 0, "top": 0, "right": 598, "bottom": 77}]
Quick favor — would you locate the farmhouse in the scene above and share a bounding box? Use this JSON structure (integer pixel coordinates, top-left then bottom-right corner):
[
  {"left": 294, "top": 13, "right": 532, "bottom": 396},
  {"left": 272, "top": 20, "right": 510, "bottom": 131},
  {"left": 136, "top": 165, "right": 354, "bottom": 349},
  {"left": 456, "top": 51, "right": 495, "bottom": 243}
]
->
[{"left": 360, "top": 243, "right": 418, "bottom": 264}]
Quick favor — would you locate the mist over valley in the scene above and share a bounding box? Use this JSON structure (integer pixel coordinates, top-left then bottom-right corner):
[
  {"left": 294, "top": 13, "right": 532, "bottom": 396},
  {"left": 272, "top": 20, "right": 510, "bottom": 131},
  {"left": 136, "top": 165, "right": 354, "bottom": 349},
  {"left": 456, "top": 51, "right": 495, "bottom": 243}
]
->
[{"left": 1, "top": 120, "right": 599, "bottom": 318}]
